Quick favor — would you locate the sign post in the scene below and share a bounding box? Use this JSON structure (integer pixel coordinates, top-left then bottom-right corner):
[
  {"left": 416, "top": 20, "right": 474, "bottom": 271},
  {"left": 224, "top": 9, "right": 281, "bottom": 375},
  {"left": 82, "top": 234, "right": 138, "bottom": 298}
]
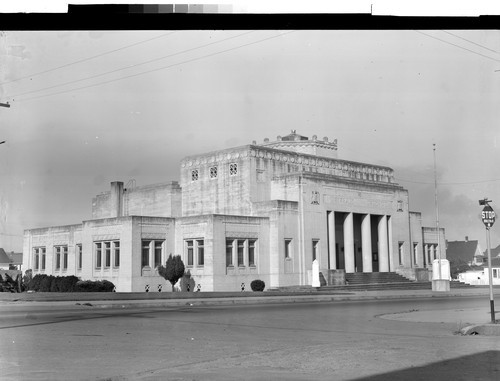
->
[{"left": 480, "top": 199, "right": 496, "bottom": 324}]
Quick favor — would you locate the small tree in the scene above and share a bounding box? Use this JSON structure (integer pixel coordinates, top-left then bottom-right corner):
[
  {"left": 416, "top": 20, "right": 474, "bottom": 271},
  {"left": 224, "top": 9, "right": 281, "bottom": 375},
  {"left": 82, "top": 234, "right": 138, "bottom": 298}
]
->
[{"left": 158, "top": 254, "right": 185, "bottom": 292}]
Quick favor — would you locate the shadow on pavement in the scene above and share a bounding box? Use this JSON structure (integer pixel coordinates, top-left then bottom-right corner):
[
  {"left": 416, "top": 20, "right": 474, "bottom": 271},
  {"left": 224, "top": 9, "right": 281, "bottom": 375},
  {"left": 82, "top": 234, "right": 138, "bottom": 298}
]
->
[{"left": 350, "top": 351, "right": 500, "bottom": 381}]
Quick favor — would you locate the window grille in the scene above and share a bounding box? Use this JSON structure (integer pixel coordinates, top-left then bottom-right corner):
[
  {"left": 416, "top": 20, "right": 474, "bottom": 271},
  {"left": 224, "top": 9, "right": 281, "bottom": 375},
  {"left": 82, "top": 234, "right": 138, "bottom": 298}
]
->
[
  {"left": 229, "top": 163, "right": 238, "bottom": 176},
  {"left": 210, "top": 166, "right": 218, "bottom": 178}
]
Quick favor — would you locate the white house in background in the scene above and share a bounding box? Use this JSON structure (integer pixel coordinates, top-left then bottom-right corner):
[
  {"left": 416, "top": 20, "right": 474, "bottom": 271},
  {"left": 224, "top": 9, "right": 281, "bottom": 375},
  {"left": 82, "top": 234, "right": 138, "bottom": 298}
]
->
[{"left": 458, "top": 257, "right": 500, "bottom": 286}]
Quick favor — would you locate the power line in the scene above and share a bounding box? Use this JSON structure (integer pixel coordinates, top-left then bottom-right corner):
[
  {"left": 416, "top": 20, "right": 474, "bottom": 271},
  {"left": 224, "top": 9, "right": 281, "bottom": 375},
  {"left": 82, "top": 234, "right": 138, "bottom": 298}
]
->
[
  {"left": 9, "top": 31, "right": 256, "bottom": 100},
  {"left": 14, "top": 31, "right": 295, "bottom": 103},
  {"left": 441, "top": 30, "right": 500, "bottom": 55},
  {"left": 0, "top": 32, "right": 176, "bottom": 86},
  {"left": 416, "top": 30, "right": 500, "bottom": 64}
]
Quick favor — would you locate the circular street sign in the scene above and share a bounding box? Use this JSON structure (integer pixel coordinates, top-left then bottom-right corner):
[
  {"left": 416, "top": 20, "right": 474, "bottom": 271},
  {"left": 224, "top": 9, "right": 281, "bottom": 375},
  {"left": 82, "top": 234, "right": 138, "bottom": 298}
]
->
[{"left": 481, "top": 205, "right": 496, "bottom": 228}]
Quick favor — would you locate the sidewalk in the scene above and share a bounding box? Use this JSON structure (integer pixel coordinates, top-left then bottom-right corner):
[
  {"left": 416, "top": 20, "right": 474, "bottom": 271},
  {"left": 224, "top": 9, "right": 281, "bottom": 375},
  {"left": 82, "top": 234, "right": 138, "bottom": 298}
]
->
[
  {"left": 1, "top": 286, "right": 500, "bottom": 309},
  {"left": 2, "top": 287, "right": 499, "bottom": 334}
]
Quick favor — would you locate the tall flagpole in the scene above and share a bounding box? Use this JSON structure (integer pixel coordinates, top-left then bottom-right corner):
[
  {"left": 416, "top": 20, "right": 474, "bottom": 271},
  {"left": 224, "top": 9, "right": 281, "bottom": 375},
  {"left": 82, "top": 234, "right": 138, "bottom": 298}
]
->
[
  {"left": 433, "top": 144, "right": 442, "bottom": 272},
  {"left": 432, "top": 143, "right": 449, "bottom": 291}
]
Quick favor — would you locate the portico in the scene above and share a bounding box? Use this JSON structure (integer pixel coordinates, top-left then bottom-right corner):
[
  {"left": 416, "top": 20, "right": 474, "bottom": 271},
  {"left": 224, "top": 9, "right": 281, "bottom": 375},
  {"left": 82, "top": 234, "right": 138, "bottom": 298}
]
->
[{"left": 326, "top": 211, "right": 391, "bottom": 273}]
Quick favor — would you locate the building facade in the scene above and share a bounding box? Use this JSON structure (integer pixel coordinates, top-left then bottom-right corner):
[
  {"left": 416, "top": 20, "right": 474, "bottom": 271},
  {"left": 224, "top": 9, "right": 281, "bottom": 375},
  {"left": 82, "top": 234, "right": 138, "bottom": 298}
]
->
[{"left": 23, "top": 131, "right": 446, "bottom": 292}]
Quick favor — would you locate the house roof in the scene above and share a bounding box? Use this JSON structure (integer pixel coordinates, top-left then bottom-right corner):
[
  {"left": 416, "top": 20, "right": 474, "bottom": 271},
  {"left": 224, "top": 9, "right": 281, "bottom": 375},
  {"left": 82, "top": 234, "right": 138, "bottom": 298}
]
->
[
  {"left": 446, "top": 240, "right": 479, "bottom": 264},
  {"left": 486, "top": 244, "right": 500, "bottom": 257},
  {"left": 7, "top": 252, "right": 23, "bottom": 265},
  {"left": 0, "top": 248, "right": 12, "bottom": 264},
  {"left": 491, "top": 257, "right": 500, "bottom": 267}
]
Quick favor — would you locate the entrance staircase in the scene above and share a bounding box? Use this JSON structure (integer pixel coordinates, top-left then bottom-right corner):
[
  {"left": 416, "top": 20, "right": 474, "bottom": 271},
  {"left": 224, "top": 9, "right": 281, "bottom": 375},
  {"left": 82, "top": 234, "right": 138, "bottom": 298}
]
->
[
  {"left": 271, "top": 272, "right": 476, "bottom": 292},
  {"left": 326, "top": 272, "right": 431, "bottom": 291}
]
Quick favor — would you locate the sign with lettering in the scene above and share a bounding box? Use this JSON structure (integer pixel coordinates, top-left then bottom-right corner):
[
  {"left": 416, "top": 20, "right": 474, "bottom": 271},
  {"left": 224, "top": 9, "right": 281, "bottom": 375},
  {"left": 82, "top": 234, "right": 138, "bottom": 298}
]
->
[{"left": 481, "top": 205, "right": 496, "bottom": 228}]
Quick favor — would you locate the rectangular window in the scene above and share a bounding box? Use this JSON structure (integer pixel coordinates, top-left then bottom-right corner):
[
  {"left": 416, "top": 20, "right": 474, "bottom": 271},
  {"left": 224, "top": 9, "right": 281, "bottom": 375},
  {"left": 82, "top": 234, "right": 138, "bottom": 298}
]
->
[
  {"left": 229, "top": 163, "right": 238, "bottom": 176},
  {"left": 41, "top": 248, "right": 46, "bottom": 270},
  {"left": 154, "top": 241, "right": 163, "bottom": 268},
  {"left": 114, "top": 241, "right": 120, "bottom": 267},
  {"left": 63, "top": 246, "right": 68, "bottom": 270},
  {"left": 494, "top": 269, "right": 498, "bottom": 278},
  {"left": 197, "top": 239, "right": 204, "bottom": 266},
  {"left": 312, "top": 240, "right": 319, "bottom": 262},
  {"left": 55, "top": 246, "right": 61, "bottom": 270},
  {"left": 398, "top": 242, "right": 404, "bottom": 265},
  {"left": 187, "top": 240, "right": 194, "bottom": 266},
  {"left": 226, "top": 239, "right": 233, "bottom": 267},
  {"left": 248, "top": 240, "right": 256, "bottom": 266},
  {"left": 285, "top": 239, "right": 292, "bottom": 259},
  {"left": 191, "top": 169, "right": 199, "bottom": 181},
  {"left": 96, "top": 242, "right": 102, "bottom": 269},
  {"left": 34, "top": 249, "right": 39, "bottom": 270},
  {"left": 413, "top": 243, "right": 418, "bottom": 265},
  {"left": 238, "top": 240, "right": 245, "bottom": 266},
  {"left": 226, "top": 238, "right": 257, "bottom": 268},
  {"left": 105, "top": 242, "right": 111, "bottom": 268},
  {"left": 210, "top": 166, "right": 218, "bottom": 179},
  {"left": 142, "top": 240, "right": 151, "bottom": 267},
  {"left": 76, "top": 244, "right": 82, "bottom": 270}
]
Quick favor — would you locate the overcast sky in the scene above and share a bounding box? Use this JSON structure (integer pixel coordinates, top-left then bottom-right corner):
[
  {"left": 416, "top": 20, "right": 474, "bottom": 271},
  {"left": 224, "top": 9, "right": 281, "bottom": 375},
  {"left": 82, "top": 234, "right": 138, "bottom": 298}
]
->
[{"left": 1, "top": 28, "right": 499, "bottom": 252}]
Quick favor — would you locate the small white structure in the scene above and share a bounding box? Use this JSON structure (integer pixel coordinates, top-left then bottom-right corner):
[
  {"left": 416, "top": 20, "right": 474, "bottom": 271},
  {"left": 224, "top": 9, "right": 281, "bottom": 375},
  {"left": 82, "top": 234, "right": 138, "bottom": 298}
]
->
[
  {"left": 432, "top": 259, "right": 450, "bottom": 291},
  {"left": 311, "top": 259, "right": 320, "bottom": 287}
]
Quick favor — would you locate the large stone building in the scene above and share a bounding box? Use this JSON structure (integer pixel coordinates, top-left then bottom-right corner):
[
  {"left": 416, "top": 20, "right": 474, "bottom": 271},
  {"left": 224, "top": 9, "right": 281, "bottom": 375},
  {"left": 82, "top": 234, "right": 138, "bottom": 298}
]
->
[{"left": 23, "top": 131, "right": 445, "bottom": 292}]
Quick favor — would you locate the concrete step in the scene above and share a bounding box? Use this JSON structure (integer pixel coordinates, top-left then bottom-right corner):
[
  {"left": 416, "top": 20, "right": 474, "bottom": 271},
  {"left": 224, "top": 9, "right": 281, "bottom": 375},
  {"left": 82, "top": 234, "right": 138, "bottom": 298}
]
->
[{"left": 344, "top": 272, "right": 413, "bottom": 284}]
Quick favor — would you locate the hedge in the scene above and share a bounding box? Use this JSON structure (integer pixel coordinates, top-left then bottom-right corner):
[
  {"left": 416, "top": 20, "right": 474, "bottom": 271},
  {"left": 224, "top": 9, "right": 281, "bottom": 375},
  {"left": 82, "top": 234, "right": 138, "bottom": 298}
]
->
[{"left": 27, "top": 274, "right": 114, "bottom": 292}]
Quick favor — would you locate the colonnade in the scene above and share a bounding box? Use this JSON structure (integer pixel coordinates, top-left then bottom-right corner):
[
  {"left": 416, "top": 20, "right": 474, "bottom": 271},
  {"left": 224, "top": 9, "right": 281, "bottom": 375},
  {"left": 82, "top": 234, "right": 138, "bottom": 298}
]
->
[
  {"left": 327, "top": 211, "right": 392, "bottom": 273},
  {"left": 424, "top": 244, "right": 439, "bottom": 266}
]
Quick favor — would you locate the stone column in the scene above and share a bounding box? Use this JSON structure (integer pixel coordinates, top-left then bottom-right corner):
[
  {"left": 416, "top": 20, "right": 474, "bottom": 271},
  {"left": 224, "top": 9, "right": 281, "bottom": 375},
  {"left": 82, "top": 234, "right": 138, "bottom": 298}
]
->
[
  {"left": 424, "top": 244, "right": 429, "bottom": 266},
  {"left": 344, "top": 213, "right": 355, "bottom": 273},
  {"left": 361, "top": 214, "right": 372, "bottom": 273},
  {"left": 387, "top": 216, "right": 394, "bottom": 272},
  {"left": 378, "top": 215, "right": 389, "bottom": 272},
  {"left": 328, "top": 211, "right": 336, "bottom": 269}
]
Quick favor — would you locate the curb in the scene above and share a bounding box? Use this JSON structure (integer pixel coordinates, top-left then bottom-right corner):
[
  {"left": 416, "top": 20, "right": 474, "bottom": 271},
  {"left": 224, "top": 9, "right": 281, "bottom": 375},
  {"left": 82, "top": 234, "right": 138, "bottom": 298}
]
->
[
  {"left": 2, "top": 291, "right": 496, "bottom": 310},
  {"left": 460, "top": 323, "right": 500, "bottom": 336}
]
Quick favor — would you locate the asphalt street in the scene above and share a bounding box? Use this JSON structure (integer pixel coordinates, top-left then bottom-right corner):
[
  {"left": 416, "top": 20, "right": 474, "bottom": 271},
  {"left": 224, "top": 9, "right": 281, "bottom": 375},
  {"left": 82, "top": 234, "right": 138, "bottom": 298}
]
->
[{"left": 1, "top": 296, "right": 499, "bottom": 380}]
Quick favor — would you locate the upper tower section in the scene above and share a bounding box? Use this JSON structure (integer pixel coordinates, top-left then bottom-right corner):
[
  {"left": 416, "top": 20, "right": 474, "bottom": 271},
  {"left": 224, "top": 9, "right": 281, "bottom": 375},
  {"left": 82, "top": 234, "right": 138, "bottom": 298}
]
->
[{"left": 257, "top": 130, "right": 338, "bottom": 159}]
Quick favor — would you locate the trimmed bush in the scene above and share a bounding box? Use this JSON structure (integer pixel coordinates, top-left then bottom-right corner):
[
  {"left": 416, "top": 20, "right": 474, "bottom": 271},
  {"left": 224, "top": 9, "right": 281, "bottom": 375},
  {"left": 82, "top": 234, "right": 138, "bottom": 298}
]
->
[
  {"left": 39, "top": 275, "right": 54, "bottom": 292},
  {"left": 250, "top": 279, "right": 265, "bottom": 292},
  {"left": 75, "top": 279, "right": 115, "bottom": 292},
  {"left": 28, "top": 274, "right": 45, "bottom": 291},
  {"left": 27, "top": 275, "right": 112, "bottom": 292}
]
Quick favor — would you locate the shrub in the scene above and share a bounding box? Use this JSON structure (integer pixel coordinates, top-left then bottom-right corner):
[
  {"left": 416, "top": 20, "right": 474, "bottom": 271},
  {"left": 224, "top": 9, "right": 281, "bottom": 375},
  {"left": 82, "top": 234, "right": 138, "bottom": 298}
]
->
[
  {"left": 0, "top": 272, "right": 21, "bottom": 292},
  {"left": 75, "top": 279, "right": 115, "bottom": 292},
  {"left": 39, "top": 275, "right": 54, "bottom": 292},
  {"left": 28, "top": 274, "right": 45, "bottom": 291},
  {"left": 59, "top": 276, "right": 80, "bottom": 292},
  {"left": 22, "top": 270, "right": 33, "bottom": 291},
  {"left": 158, "top": 254, "right": 185, "bottom": 292},
  {"left": 250, "top": 279, "right": 265, "bottom": 292}
]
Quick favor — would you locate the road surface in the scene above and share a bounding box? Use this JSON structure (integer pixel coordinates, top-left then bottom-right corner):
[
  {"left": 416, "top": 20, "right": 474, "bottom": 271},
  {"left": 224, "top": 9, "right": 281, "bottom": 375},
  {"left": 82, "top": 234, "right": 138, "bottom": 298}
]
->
[{"left": 1, "top": 296, "right": 499, "bottom": 380}]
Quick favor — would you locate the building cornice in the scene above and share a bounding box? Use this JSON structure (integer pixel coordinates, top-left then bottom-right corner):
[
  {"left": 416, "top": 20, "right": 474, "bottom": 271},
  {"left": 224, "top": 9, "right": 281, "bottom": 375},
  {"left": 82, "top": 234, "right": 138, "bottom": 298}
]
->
[{"left": 181, "top": 144, "right": 396, "bottom": 185}]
